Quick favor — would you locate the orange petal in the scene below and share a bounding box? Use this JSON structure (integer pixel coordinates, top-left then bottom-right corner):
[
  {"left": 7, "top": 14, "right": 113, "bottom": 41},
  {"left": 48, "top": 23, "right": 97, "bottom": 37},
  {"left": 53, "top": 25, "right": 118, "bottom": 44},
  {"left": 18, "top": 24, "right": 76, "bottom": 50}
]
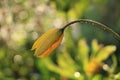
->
[{"left": 38, "top": 34, "right": 64, "bottom": 58}]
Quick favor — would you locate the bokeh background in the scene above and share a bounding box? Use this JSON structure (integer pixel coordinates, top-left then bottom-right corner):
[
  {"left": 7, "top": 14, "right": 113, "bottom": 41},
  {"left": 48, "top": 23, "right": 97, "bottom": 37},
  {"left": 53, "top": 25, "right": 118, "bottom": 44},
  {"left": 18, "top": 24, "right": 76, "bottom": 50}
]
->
[{"left": 0, "top": 0, "right": 120, "bottom": 80}]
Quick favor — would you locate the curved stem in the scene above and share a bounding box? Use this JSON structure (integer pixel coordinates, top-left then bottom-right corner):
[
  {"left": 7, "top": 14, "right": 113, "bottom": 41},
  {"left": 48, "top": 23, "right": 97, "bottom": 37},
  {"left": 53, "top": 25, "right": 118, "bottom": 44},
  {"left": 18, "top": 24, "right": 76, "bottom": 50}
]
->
[{"left": 62, "top": 19, "right": 120, "bottom": 41}]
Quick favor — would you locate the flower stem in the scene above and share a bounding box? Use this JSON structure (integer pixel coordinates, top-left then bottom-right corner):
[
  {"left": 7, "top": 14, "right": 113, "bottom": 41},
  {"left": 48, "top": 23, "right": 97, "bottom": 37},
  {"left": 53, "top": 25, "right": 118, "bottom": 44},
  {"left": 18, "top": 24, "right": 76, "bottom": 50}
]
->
[{"left": 62, "top": 19, "right": 120, "bottom": 41}]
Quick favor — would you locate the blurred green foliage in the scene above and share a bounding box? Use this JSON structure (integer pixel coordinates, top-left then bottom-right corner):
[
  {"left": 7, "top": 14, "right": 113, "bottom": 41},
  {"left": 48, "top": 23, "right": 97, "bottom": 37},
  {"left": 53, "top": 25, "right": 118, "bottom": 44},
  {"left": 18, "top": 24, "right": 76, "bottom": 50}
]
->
[
  {"left": 0, "top": 0, "right": 120, "bottom": 80},
  {"left": 40, "top": 38, "right": 118, "bottom": 80}
]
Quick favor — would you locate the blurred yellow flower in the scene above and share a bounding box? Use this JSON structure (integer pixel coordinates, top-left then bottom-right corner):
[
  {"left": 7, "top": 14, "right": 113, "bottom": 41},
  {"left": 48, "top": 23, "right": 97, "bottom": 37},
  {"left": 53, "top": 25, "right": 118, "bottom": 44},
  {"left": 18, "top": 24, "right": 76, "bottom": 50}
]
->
[
  {"left": 31, "top": 28, "right": 64, "bottom": 58},
  {"left": 86, "top": 40, "right": 116, "bottom": 76},
  {"left": 86, "top": 58, "right": 104, "bottom": 76}
]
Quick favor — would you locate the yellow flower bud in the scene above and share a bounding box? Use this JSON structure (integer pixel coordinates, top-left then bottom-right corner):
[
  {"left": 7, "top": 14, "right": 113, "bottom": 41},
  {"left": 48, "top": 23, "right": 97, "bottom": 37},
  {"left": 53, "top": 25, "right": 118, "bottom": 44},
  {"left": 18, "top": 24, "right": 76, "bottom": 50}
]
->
[{"left": 31, "top": 28, "right": 64, "bottom": 58}]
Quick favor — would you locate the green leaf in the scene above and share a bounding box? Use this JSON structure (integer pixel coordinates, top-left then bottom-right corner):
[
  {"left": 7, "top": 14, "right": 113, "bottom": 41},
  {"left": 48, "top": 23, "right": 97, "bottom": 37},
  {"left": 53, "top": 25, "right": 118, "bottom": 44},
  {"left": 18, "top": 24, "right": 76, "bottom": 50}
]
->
[
  {"left": 91, "top": 39, "right": 99, "bottom": 58},
  {"left": 78, "top": 39, "right": 89, "bottom": 70},
  {"left": 37, "top": 59, "right": 50, "bottom": 80},
  {"left": 0, "top": 48, "right": 5, "bottom": 60},
  {"left": 92, "top": 74, "right": 103, "bottom": 80},
  {"left": 96, "top": 45, "right": 116, "bottom": 61},
  {"left": 43, "top": 57, "right": 76, "bottom": 78}
]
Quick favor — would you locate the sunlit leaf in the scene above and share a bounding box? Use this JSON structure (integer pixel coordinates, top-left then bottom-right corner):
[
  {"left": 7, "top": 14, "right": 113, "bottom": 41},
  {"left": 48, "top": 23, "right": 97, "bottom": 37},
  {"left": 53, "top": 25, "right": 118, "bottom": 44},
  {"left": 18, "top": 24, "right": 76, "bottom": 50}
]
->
[
  {"left": 92, "top": 74, "right": 103, "bottom": 80},
  {"left": 78, "top": 39, "right": 89, "bottom": 70},
  {"left": 57, "top": 51, "right": 77, "bottom": 71},
  {"left": 43, "top": 58, "right": 76, "bottom": 78},
  {"left": 96, "top": 45, "right": 116, "bottom": 61},
  {"left": 91, "top": 39, "right": 99, "bottom": 57}
]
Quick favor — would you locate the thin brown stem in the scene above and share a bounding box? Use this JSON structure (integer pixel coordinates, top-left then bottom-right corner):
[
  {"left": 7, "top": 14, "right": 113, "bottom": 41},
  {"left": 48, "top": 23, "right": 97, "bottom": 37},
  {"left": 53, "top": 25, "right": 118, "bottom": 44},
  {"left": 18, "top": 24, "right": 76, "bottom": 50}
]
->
[{"left": 62, "top": 19, "right": 120, "bottom": 41}]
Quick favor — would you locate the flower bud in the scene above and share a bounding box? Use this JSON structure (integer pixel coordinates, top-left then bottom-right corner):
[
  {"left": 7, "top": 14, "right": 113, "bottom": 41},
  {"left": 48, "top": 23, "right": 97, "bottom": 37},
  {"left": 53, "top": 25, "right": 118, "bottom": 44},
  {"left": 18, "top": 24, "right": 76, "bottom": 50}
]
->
[{"left": 31, "top": 28, "right": 64, "bottom": 58}]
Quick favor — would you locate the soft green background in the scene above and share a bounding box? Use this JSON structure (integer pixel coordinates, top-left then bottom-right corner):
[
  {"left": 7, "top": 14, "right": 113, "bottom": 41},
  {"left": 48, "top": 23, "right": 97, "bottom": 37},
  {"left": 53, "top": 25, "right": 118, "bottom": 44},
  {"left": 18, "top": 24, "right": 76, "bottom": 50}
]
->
[{"left": 0, "top": 0, "right": 120, "bottom": 80}]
